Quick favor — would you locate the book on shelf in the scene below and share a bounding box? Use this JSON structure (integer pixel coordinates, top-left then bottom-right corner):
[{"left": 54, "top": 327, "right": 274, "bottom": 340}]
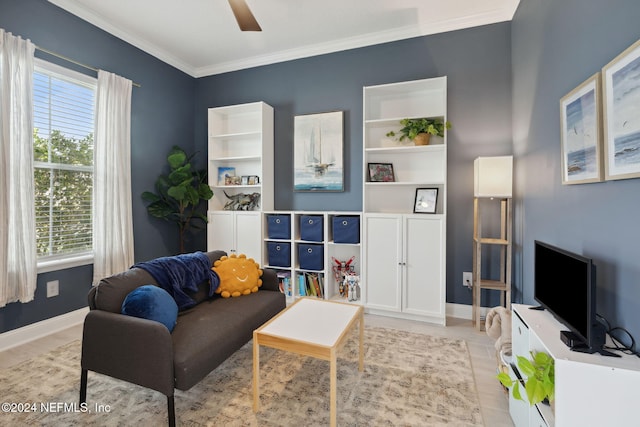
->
[
  {"left": 298, "top": 274, "right": 306, "bottom": 296},
  {"left": 276, "top": 271, "right": 292, "bottom": 297}
]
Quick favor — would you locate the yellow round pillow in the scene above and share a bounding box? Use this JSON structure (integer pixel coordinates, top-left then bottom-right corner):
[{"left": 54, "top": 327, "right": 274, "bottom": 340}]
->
[{"left": 212, "top": 254, "right": 263, "bottom": 298}]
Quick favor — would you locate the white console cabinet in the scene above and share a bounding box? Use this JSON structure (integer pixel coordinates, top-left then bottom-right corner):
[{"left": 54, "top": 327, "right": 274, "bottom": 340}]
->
[{"left": 510, "top": 304, "right": 640, "bottom": 427}]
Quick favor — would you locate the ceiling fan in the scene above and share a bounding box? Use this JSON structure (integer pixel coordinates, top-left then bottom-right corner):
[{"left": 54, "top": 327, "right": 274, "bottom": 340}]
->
[{"left": 228, "top": 0, "right": 262, "bottom": 32}]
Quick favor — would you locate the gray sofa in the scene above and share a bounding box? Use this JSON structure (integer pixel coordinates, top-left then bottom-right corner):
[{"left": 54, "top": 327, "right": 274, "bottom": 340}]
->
[{"left": 79, "top": 250, "right": 286, "bottom": 427}]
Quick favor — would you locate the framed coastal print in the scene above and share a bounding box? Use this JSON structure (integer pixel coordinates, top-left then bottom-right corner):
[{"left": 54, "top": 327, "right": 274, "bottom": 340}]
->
[
  {"left": 293, "top": 111, "right": 344, "bottom": 191},
  {"left": 602, "top": 38, "right": 640, "bottom": 181},
  {"left": 559, "top": 72, "right": 603, "bottom": 184},
  {"left": 414, "top": 188, "right": 438, "bottom": 214},
  {"left": 368, "top": 163, "right": 395, "bottom": 182}
]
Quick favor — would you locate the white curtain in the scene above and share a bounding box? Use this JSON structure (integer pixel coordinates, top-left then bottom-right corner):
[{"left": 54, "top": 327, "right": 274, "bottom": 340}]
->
[
  {"left": 0, "top": 30, "right": 37, "bottom": 307},
  {"left": 92, "top": 70, "right": 134, "bottom": 284}
]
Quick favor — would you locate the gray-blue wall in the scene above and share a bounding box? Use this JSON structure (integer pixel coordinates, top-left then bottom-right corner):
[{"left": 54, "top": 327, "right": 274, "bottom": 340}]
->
[
  {"left": 195, "top": 23, "right": 514, "bottom": 308},
  {"left": 512, "top": 0, "right": 640, "bottom": 340},
  {"left": 0, "top": 0, "right": 196, "bottom": 333}
]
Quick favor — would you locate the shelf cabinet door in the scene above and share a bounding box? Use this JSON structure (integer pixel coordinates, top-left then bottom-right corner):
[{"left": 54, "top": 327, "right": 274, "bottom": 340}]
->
[
  {"left": 208, "top": 211, "right": 261, "bottom": 261},
  {"left": 363, "top": 214, "right": 402, "bottom": 312},
  {"left": 403, "top": 216, "right": 444, "bottom": 317}
]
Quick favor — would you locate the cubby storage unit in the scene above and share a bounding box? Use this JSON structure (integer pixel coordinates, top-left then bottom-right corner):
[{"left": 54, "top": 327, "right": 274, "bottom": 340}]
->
[
  {"left": 509, "top": 304, "right": 640, "bottom": 427},
  {"left": 362, "top": 77, "right": 447, "bottom": 325},
  {"left": 262, "top": 211, "right": 362, "bottom": 305},
  {"left": 206, "top": 102, "right": 273, "bottom": 261}
]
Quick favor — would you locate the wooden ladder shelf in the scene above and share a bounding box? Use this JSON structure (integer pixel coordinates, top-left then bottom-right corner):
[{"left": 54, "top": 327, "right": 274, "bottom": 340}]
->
[{"left": 472, "top": 197, "right": 512, "bottom": 330}]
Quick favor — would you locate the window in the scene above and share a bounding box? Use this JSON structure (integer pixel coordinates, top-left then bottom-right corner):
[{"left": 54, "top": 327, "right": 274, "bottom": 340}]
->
[{"left": 33, "top": 59, "right": 96, "bottom": 267}]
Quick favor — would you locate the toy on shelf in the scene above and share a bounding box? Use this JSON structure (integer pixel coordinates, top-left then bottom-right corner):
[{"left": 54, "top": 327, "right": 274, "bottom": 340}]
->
[{"left": 332, "top": 256, "right": 359, "bottom": 300}]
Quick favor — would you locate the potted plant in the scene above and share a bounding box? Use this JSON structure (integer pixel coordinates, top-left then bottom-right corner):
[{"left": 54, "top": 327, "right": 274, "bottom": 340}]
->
[
  {"left": 386, "top": 117, "right": 451, "bottom": 145},
  {"left": 497, "top": 351, "right": 555, "bottom": 407},
  {"left": 142, "top": 146, "right": 214, "bottom": 253}
]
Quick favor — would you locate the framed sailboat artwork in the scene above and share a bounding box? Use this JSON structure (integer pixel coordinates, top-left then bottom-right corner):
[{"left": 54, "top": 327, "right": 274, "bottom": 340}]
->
[{"left": 294, "top": 111, "right": 344, "bottom": 191}]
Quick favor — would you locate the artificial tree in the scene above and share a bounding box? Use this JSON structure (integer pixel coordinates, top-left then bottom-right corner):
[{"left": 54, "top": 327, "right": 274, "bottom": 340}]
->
[{"left": 142, "top": 146, "right": 213, "bottom": 253}]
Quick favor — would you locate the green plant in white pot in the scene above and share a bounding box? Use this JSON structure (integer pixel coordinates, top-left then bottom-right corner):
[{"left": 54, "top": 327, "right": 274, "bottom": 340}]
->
[
  {"left": 386, "top": 117, "right": 451, "bottom": 145},
  {"left": 497, "top": 351, "right": 555, "bottom": 406}
]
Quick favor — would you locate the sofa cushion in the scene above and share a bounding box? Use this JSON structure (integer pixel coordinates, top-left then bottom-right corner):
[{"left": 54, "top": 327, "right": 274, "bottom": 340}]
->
[
  {"left": 121, "top": 285, "right": 179, "bottom": 332},
  {"left": 171, "top": 290, "right": 286, "bottom": 390},
  {"left": 212, "top": 254, "right": 262, "bottom": 298}
]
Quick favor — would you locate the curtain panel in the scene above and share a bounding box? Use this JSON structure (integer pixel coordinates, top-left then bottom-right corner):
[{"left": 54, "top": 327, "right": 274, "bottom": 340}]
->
[
  {"left": 92, "top": 70, "right": 134, "bottom": 284},
  {"left": 0, "top": 29, "right": 37, "bottom": 307}
]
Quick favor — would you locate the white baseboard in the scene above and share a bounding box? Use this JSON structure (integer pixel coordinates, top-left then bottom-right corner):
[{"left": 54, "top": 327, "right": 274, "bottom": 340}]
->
[
  {"left": 0, "top": 307, "right": 88, "bottom": 352},
  {"left": 446, "top": 303, "right": 490, "bottom": 320}
]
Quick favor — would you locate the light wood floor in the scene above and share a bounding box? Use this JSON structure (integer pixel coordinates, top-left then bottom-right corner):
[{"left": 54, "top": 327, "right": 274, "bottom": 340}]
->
[{"left": 0, "top": 314, "right": 513, "bottom": 426}]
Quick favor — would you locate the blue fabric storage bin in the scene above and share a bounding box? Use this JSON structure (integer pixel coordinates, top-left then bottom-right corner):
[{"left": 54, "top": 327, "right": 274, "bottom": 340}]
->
[
  {"left": 298, "top": 243, "right": 324, "bottom": 271},
  {"left": 267, "top": 214, "right": 290, "bottom": 239},
  {"left": 332, "top": 216, "right": 360, "bottom": 244},
  {"left": 267, "top": 242, "right": 291, "bottom": 267},
  {"left": 300, "top": 215, "right": 323, "bottom": 242}
]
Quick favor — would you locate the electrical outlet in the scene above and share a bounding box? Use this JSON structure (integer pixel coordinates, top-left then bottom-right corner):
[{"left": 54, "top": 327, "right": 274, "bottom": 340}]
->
[
  {"left": 463, "top": 272, "right": 473, "bottom": 288},
  {"left": 46, "top": 280, "right": 59, "bottom": 298}
]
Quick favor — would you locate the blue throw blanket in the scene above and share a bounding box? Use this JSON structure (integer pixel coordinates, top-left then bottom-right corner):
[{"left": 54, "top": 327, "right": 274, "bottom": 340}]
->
[{"left": 132, "top": 251, "right": 220, "bottom": 310}]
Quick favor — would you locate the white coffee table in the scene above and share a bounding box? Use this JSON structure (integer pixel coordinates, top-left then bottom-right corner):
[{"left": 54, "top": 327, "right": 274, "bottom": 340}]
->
[{"left": 253, "top": 297, "right": 364, "bottom": 427}]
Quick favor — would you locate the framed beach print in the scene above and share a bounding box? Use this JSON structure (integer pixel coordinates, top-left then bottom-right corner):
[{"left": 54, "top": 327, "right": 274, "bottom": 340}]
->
[
  {"left": 602, "top": 38, "right": 640, "bottom": 181},
  {"left": 293, "top": 111, "right": 344, "bottom": 191},
  {"left": 414, "top": 188, "right": 438, "bottom": 214},
  {"left": 559, "top": 72, "right": 603, "bottom": 184},
  {"left": 368, "top": 163, "right": 395, "bottom": 182}
]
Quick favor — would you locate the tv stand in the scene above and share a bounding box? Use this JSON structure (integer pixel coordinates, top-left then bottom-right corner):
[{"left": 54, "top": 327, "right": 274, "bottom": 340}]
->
[{"left": 509, "top": 304, "right": 640, "bottom": 426}]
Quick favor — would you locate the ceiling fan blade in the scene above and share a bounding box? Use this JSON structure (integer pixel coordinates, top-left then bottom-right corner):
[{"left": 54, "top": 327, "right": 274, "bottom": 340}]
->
[{"left": 228, "top": 0, "right": 262, "bottom": 32}]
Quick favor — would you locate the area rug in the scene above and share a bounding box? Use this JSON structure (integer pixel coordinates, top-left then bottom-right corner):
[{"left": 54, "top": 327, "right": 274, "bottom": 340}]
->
[{"left": 0, "top": 327, "right": 483, "bottom": 426}]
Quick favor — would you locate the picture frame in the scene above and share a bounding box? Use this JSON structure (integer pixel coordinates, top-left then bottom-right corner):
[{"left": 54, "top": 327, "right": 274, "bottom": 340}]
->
[
  {"left": 241, "top": 176, "right": 249, "bottom": 185},
  {"left": 218, "top": 166, "right": 235, "bottom": 186},
  {"left": 559, "top": 72, "right": 603, "bottom": 184},
  {"left": 602, "top": 38, "right": 640, "bottom": 181},
  {"left": 248, "top": 175, "right": 259, "bottom": 185},
  {"left": 368, "top": 163, "right": 395, "bottom": 182},
  {"left": 413, "top": 188, "right": 438, "bottom": 214},
  {"left": 294, "top": 111, "right": 344, "bottom": 191}
]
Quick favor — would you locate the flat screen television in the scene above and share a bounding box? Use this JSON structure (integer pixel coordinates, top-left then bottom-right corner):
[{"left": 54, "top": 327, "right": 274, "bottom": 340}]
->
[{"left": 533, "top": 240, "right": 614, "bottom": 356}]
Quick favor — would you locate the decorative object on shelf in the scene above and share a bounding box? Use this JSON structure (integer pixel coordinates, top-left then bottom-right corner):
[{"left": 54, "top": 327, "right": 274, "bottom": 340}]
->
[
  {"left": 602, "top": 38, "right": 640, "bottom": 181},
  {"left": 141, "top": 146, "right": 213, "bottom": 253},
  {"left": 413, "top": 188, "right": 438, "bottom": 214},
  {"left": 294, "top": 111, "right": 344, "bottom": 191},
  {"left": 218, "top": 166, "right": 236, "bottom": 186},
  {"left": 560, "top": 72, "right": 604, "bottom": 184},
  {"left": 331, "top": 256, "right": 355, "bottom": 298},
  {"left": 345, "top": 274, "right": 361, "bottom": 302},
  {"left": 368, "top": 162, "right": 395, "bottom": 182},
  {"left": 385, "top": 117, "right": 451, "bottom": 145},
  {"left": 222, "top": 190, "right": 260, "bottom": 211},
  {"left": 497, "top": 351, "right": 555, "bottom": 407}
]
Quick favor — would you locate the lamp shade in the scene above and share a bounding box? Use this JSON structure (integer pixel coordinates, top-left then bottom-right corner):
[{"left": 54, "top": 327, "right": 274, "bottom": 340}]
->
[{"left": 474, "top": 156, "right": 513, "bottom": 198}]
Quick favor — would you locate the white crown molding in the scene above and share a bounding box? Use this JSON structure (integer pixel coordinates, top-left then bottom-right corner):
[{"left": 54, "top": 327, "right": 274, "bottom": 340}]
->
[
  {"left": 195, "top": 9, "right": 514, "bottom": 77},
  {"left": 49, "top": 0, "right": 517, "bottom": 78},
  {"left": 47, "top": 0, "right": 198, "bottom": 76}
]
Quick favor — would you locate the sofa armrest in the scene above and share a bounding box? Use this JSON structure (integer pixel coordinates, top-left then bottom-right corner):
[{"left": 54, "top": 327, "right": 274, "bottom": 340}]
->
[
  {"left": 81, "top": 310, "right": 175, "bottom": 396},
  {"left": 260, "top": 268, "right": 280, "bottom": 292}
]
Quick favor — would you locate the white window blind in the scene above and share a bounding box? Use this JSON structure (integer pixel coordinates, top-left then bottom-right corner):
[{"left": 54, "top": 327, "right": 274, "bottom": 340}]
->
[{"left": 33, "top": 59, "right": 96, "bottom": 260}]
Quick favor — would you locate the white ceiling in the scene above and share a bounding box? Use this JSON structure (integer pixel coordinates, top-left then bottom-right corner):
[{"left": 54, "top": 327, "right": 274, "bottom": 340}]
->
[{"left": 48, "top": 0, "right": 520, "bottom": 78}]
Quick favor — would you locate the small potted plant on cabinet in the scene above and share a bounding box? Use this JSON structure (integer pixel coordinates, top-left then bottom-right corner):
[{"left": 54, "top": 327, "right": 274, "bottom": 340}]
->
[
  {"left": 497, "top": 351, "right": 555, "bottom": 407},
  {"left": 386, "top": 117, "right": 451, "bottom": 146}
]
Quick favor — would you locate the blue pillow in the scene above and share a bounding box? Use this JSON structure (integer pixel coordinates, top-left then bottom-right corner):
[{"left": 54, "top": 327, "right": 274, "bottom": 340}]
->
[{"left": 121, "top": 285, "right": 178, "bottom": 332}]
